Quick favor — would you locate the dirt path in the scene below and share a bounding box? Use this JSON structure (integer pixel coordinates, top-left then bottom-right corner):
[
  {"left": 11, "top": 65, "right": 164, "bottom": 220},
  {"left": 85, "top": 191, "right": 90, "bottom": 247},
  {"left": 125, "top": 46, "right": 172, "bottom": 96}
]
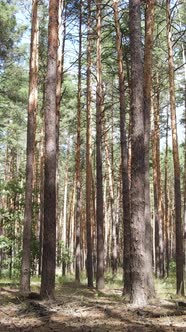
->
[{"left": 0, "top": 283, "right": 186, "bottom": 331}]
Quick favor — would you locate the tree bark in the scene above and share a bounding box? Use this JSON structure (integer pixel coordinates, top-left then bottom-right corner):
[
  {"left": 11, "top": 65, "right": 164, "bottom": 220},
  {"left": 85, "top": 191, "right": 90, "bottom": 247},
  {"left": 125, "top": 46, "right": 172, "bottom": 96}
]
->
[
  {"left": 62, "top": 142, "right": 70, "bottom": 275},
  {"left": 184, "top": 101, "right": 186, "bottom": 291},
  {"left": 56, "top": 0, "right": 65, "bottom": 270},
  {"left": 129, "top": 0, "right": 151, "bottom": 306},
  {"left": 152, "top": 84, "right": 164, "bottom": 278},
  {"left": 68, "top": 176, "right": 76, "bottom": 274},
  {"left": 164, "top": 109, "right": 170, "bottom": 277},
  {"left": 20, "top": 0, "right": 39, "bottom": 296},
  {"left": 40, "top": 0, "right": 59, "bottom": 299},
  {"left": 144, "top": 0, "right": 155, "bottom": 298},
  {"left": 96, "top": 0, "right": 104, "bottom": 290},
  {"left": 178, "top": 13, "right": 186, "bottom": 292},
  {"left": 75, "top": 0, "right": 82, "bottom": 284},
  {"left": 38, "top": 85, "right": 45, "bottom": 277},
  {"left": 166, "top": 0, "right": 184, "bottom": 296},
  {"left": 112, "top": 0, "right": 131, "bottom": 295},
  {"left": 86, "top": 0, "right": 93, "bottom": 288}
]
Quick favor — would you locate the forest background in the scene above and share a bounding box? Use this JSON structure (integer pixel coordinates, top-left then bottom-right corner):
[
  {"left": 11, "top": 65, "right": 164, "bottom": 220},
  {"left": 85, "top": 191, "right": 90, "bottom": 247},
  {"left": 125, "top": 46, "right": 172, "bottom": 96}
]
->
[{"left": 0, "top": 0, "right": 186, "bottom": 310}]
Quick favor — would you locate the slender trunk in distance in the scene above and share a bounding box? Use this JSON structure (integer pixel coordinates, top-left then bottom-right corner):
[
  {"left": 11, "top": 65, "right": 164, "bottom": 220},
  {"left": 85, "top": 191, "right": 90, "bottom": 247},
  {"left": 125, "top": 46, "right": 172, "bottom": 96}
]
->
[
  {"left": 164, "top": 109, "right": 170, "bottom": 277},
  {"left": 152, "top": 85, "right": 164, "bottom": 278},
  {"left": 20, "top": 0, "right": 39, "bottom": 296},
  {"left": 56, "top": 0, "right": 64, "bottom": 271},
  {"left": 86, "top": 0, "right": 93, "bottom": 288},
  {"left": 75, "top": 0, "right": 82, "bottom": 284},
  {"left": 112, "top": 0, "right": 131, "bottom": 295},
  {"left": 166, "top": 0, "right": 184, "bottom": 296},
  {"left": 96, "top": 0, "right": 104, "bottom": 290},
  {"left": 62, "top": 143, "right": 70, "bottom": 275}
]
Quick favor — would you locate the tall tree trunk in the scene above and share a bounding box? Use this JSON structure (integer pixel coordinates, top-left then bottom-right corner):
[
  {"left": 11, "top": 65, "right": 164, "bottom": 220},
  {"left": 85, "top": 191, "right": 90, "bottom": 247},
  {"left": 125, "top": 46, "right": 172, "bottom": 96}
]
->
[
  {"left": 38, "top": 84, "right": 45, "bottom": 277},
  {"left": 33, "top": 137, "right": 41, "bottom": 273},
  {"left": 56, "top": 0, "right": 64, "bottom": 128},
  {"left": 103, "top": 129, "right": 115, "bottom": 272},
  {"left": 62, "top": 142, "right": 70, "bottom": 276},
  {"left": 105, "top": 139, "right": 116, "bottom": 275},
  {"left": 20, "top": 0, "right": 39, "bottom": 295},
  {"left": 104, "top": 177, "right": 109, "bottom": 269},
  {"left": 112, "top": 0, "right": 131, "bottom": 295},
  {"left": 91, "top": 169, "right": 97, "bottom": 278},
  {"left": 75, "top": 0, "right": 82, "bottom": 284},
  {"left": 56, "top": 0, "right": 65, "bottom": 270},
  {"left": 68, "top": 176, "right": 76, "bottom": 274},
  {"left": 144, "top": 0, "right": 155, "bottom": 298},
  {"left": 96, "top": 0, "right": 104, "bottom": 290},
  {"left": 152, "top": 83, "right": 164, "bottom": 278},
  {"left": 183, "top": 49, "right": 186, "bottom": 290},
  {"left": 166, "top": 0, "right": 184, "bottom": 296},
  {"left": 86, "top": 0, "right": 93, "bottom": 288},
  {"left": 129, "top": 0, "right": 151, "bottom": 306},
  {"left": 164, "top": 109, "right": 170, "bottom": 277},
  {"left": 40, "top": 0, "right": 59, "bottom": 299},
  {"left": 38, "top": 154, "right": 44, "bottom": 276},
  {"left": 125, "top": 56, "right": 132, "bottom": 191},
  {"left": 103, "top": 99, "right": 116, "bottom": 274},
  {"left": 184, "top": 102, "right": 186, "bottom": 290},
  {"left": 169, "top": 191, "right": 175, "bottom": 261},
  {"left": 178, "top": 13, "right": 186, "bottom": 291}
]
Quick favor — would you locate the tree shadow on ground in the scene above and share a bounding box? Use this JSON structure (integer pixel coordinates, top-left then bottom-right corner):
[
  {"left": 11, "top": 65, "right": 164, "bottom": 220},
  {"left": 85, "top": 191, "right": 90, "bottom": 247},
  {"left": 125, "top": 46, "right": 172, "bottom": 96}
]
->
[
  {"left": 0, "top": 284, "right": 186, "bottom": 332},
  {"left": 0, "top": 308, "right": 185, "bottom": 332}
]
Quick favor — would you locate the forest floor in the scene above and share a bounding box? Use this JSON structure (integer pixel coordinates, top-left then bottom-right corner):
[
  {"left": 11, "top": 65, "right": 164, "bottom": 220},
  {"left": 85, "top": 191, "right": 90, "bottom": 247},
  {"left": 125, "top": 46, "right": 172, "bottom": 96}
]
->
[{"left": 0, "top": 273, "right": 186, "bottom": 332}]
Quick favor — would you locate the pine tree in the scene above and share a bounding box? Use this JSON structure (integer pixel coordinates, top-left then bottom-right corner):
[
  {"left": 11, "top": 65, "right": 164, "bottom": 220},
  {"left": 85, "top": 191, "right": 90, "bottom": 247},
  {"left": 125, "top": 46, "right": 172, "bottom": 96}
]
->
[
  {"left": 75, "top": 0, "right": 82, "bottom": 284},
  {"left": 86, "top": 0, "right": 94, "bottom": 288},
  {"left": 112, "top": 0, "right": 131, "bottom": 295},
  {"left": 129, "top": 0, "right": 152, "bottom": 306},
  {"left": 166, "top": 0, "right": 184, "bottom": 296},
  {"left": 40, "top": 0, "right": 59, "bottom": 299},
  {"left": 144, "top": 0, "right": 155, "bottom": 298},
  {"left": 20, "top": 0, "right": 39, "bottom": 296},
  {"left": 96, "top": 0, "right": 104, "bottom": 291}
]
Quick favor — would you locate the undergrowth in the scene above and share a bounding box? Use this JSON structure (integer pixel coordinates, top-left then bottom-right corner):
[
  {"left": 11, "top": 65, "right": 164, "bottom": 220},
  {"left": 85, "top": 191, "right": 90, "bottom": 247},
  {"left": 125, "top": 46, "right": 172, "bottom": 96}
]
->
[{"left": 0, "top": 263, "right": 184, "bottom": 302}]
